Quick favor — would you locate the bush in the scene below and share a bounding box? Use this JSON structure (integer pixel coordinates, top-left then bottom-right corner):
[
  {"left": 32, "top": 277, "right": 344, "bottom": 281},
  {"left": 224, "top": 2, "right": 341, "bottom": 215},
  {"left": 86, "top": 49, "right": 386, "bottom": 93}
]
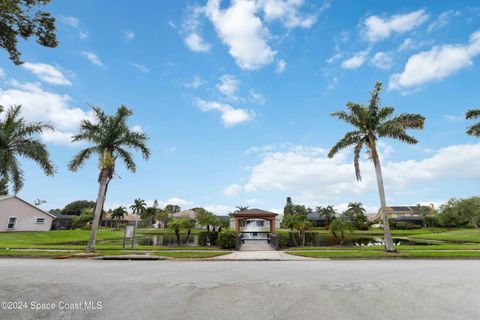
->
[
  {"left": 395, "top": 222, "right": 407, "bottom": 230},
  {"left": 275, "top": 231, "right": 291, "bottom": 248},
  {"left": 198, "top": 231, "right": 219, "bottom": 246},
  {"left": 357, "top": 224, "right": 369, "bottom": 230},
  {"left": 217, "top": 231, "right": 237, "bottom": 249}
]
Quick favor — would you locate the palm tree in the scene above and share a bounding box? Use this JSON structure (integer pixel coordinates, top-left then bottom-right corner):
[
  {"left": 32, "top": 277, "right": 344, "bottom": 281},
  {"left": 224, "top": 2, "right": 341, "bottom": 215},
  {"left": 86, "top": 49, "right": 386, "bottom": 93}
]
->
[
  {"left": 0, "top": 105, "right": 55, "bottom": 194},
  {"left": 328, "top": 82, "right": 425, "bottom": 252},
  {"left": 69, "top": 106, "right": 150, "bottom": 252},
  {"left": 466, "top": 109, "right": 480, "bottom": 137},
  {"left": 142, "top": 206, "right": 157, "bottom": 227},
  {"left": 316, "top": 205, "right": 336, "bottom": 225},
  {"left": 130, "top": 198, "right": 146, "bottom": 218},
  {"left": 111, "top": 206, "right": 127, "bottom": 229}
]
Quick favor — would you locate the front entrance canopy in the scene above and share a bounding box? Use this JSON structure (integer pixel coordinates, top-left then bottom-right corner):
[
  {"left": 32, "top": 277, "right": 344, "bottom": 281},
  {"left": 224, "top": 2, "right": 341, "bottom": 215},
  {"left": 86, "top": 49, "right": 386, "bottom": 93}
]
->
[{"left": 232, "top": 209, "right": 278, "bottom": 233}]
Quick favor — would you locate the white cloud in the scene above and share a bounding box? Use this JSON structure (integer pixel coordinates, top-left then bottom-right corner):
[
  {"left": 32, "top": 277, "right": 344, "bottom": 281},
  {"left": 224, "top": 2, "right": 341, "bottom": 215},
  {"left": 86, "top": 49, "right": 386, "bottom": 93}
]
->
[
  {"left": 182, "top": 6, "right": 211, "bottom": 53},
  {"left": 131, "top": 63, "right": 149, "bottom": 73},
  {"left": 196, "top": 98, "right": 254, "bottom": 127},
  {"left": 363, "top": 10, "right": 429, "bottom": 43},
  {"left": 79, "top": 31, "right": 89, "bottom": 40},
  {"left": 427, "top": 10, "right": 461, "bottom": 32},
  {"left": 203, "top": 204, "right": 235, "bottom": 215},
  {"left": 185, "top": 75, "right": 206, "bottom": 88},
  {"left": 389, "top": 30, "right": 480, "bottom": 91},
  {"left": 243, "top": 143, "right": 480, "bottom": 202},
  {"left": 398, "top": 38, "right": 431, "bottom": 52},
  {"left": 216, "top": 74, "right": 240, "bottom": 99},
  {"left": 275, "top": 59, "right": 287, "bottom": 73},
  {"left": 81, "top": 51, "right": 104, "bottom": 67},
  {"left": 61, "top": 16, "right": 88, "bottom": 40},
  {"left": 223, "top": 184, "right": 242, "bottom": 197},
  {"left": 185, "top": 32, "right": 211, "bottom": 52},
  {"left": 22, "top": 62, "right": 71, "bottom": 86},
  {"left": 205, "top": 0, "right": 276, "bottom": 70},
  {"left": 124, "top": 30, "right": 135, "bottom": 41},
  {"left": 370, "top": 52, "right": 393, "bottom": 70},
  {"left": 327, "top": 76, "right": 338, "bottom": 90},
  {"left": 248, "top": 90, "right": 266, "bottom": 105},
  {"left": 0, "top": 81, "right": 92, "bottom": 146},
  {"left": 258, "top": 0, "right": 318, "bottom": 28},
  {"left": 341, "top": 51, "right": 368, "bottom": 69},
  {"left": 61, "top": 16, "right": 80, "bottom": 28}
]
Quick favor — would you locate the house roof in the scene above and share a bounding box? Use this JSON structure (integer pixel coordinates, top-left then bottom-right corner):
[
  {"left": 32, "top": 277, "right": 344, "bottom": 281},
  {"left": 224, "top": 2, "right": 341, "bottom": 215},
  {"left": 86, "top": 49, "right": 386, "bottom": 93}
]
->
[
  {"left": 307, "top": 212, "right": 327, "bottom": 221},
  {"left": 232, "top": 208, "right": 278, "bottom": 218},
  {"left": 103, "top": 214, "right": 141, "bottom": 221},
  {"left": 173, "top": 210, "right": 197, "bottom": 219},
  {"left": 0, "top": 195, "right": 56, "bottom": 218},
  {"left": 51, "top": 213, "right": 74, "bottom": 219}
]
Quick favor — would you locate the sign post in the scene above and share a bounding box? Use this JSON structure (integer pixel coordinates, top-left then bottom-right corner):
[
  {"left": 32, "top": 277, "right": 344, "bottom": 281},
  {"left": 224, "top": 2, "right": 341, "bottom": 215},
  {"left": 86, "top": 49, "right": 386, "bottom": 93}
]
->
[{"left": 122, "top": 222, "right": 137, "bottom": 248}]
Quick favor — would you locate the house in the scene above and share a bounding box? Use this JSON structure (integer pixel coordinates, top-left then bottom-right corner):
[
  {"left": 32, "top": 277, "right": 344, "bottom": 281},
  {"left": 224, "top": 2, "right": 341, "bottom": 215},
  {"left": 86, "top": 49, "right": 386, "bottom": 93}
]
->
[
  {"left": 51, "top": 213, "right": 74, "bottom": 230},
  {"left": 172, "top": 210, "right": 198, "bottom": 219},
  {"left": 371, "top": 205, "right": 435, "bottom": 226},
  {"left": 0, "top": 195, "right": 54, "bottom": 232},
  {"left": 100, "top": 213, "right": 141, "bottom": 227},
  {"left": 306, "top": 212, "right": 329, "bottom": 227}
]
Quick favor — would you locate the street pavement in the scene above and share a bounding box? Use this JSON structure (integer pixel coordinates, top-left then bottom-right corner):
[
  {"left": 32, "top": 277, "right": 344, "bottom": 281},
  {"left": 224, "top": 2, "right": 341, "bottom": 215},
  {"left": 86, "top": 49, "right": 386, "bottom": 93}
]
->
[{"left": 0, "top": 258, "right": 479, "bottom": 320}]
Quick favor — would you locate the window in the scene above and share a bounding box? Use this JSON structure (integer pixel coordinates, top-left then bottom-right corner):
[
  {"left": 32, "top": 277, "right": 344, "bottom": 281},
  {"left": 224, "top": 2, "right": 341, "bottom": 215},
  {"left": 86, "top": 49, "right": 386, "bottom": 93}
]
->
[
  {"left": 7, "top": 217, "right": 17, "bottom": 230},
  {"left": 35, "top": 217, "right": 46, "bottom": 224}
]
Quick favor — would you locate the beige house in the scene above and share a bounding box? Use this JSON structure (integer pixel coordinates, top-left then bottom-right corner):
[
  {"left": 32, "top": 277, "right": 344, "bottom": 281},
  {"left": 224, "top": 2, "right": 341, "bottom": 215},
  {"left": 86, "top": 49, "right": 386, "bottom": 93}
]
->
[{"left": 0, "top": 196, "right": 54, "bottom": 232}]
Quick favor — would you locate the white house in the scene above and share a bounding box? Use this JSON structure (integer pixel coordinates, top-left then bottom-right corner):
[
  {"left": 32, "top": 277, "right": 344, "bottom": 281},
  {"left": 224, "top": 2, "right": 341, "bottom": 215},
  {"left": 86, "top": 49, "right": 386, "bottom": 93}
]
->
[{"left": 0, "top": 195, "right": 54, "bottom": 232}]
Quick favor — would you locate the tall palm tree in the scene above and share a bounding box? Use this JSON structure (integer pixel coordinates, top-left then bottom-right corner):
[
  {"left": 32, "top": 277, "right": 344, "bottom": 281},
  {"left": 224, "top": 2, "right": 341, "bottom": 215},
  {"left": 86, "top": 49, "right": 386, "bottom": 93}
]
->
[
  {"left": 466, "top": 109, "right": 480, "bottom": 137},
  {"left": 0, "top": 105, "right": 55, "bottom": 194},
  {"left": 130, "top": 198, "right": 146, "bottom": 217},
  {"left": 69, "top": 106, "right": 150, "bottom": 252},
  {"left": 111, "top": 206, "right": 127, "bottom": 229},
  {"left": 328, "top": 82, "right": 425, "bottom": 252}
]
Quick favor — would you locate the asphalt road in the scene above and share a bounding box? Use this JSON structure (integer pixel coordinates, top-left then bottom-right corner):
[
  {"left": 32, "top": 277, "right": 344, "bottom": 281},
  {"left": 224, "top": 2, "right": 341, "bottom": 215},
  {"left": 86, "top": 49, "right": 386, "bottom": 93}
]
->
[{"left": 0, "top": 258, "right": 479, "bottom": 320}]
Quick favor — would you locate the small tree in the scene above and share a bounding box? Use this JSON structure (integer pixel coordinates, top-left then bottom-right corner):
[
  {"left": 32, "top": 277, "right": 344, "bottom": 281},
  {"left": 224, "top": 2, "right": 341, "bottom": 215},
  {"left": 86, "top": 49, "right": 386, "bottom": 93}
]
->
[
  {"left": 329, "top": 219, "right": 353, "bottom": 245},
  {"left": 343, "top": 202, "right": 368, "bottom": 229},
  {"left": 316, "top": 205, "right": 336, "bottom": 226},
  {"left": 111, "top": 206, "right": 127, "bottom": 229}
]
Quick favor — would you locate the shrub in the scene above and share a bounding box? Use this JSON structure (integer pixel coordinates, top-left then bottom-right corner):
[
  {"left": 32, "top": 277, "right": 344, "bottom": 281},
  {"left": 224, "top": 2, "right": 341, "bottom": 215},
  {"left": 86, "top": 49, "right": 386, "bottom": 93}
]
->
[
  {"left": 275, "top": 231, "right": 291, "bottom": 248},
  {"left": 395, "top": 222, "right": 407, "bottom": 230},
  {"left": 357, "top": 224, "right": 369, "bottom": 230},
  {"left": 217, "top": 231, "right": 236, "bottom": 249},
  {"left": 198, "top": 231, "right": 219, "bottom": 246}
]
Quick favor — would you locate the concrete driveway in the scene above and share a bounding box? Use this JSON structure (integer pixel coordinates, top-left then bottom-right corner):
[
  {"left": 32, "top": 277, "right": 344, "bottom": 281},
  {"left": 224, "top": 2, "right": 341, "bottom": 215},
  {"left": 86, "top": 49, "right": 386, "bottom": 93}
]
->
[{"left": 0, "top": 259, "right": 479, "bottom": 320}]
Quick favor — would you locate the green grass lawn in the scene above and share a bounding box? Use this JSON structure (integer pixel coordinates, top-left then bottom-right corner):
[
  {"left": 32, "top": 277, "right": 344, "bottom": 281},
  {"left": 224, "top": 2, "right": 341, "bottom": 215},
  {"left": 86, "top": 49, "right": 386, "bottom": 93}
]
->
[
  {"left": 288, "top": 250, "right": 480, "bottom": 259},
  {"left": 0, "top": 249, "right": 77, "bottom": 258},
  {"left": 410, "top": 229, "right": 480, "bottom": 243}
]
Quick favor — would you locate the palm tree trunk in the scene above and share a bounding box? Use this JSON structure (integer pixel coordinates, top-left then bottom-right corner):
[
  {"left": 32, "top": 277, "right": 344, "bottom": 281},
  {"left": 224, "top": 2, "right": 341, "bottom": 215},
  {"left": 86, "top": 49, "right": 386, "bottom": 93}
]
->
[
  {"left": 371, "top": 149, "right": 396, "bottom": 252},
  {"left": 184, "top": 229, "right": 191, "bottom": 245},
  {"left": 86, "top": 170, "right": 109, "bottom": 253}
]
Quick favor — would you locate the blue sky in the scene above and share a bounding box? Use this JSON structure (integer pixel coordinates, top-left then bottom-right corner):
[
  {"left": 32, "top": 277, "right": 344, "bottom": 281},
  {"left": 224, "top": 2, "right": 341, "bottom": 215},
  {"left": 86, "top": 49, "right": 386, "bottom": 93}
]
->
[{"left": 1, "top": 0, "right": 480, "bottom": 214}]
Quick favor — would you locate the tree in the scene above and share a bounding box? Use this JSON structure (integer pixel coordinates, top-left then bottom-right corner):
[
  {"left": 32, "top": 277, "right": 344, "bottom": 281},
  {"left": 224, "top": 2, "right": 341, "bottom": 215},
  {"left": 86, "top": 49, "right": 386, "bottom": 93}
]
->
[
  {"left": 438, "top": 197, "right": 480, "bottom": 228},
  {"left": 164, "top": 204, "right": 181, "bottom": 214},
  {"left": 69, "top": 106, "right": 150, "bottom": 252},
  {"left": 281, "top": 197, "right": 294, "bottom": 226},
  {"left": 62, "top": 200, "right": 96, "bottom": 216},
  {"left": 228, "top": 206, "right": 249, "bottom": 217},
  {"left": 0, "top": 0, "right": 58, "bottom": 65},
  {"left": 141, "top": 207, "right": 157, "bottom": 228},
  {"left": 72, "top": 208, "right": 94, "bottom": 229},
  {"left": 465, "top": 109, "right": 480, "bottom": 137},
  {"left": 195, "top": 209, "right": 215, "bottom": 232},
  {"left": 0, "top": 105, "right": 55, "bottom": 194},
  {"left": 111, "top": 206, "right": 127, "bottom": 229},
  {"left": 413, "top": 204, "right": 433, "bottom": 228},
  {"left": 33, "top": 198, "right": 46, "bottom": 206},
  {"left": 329, "top": 219, "right": 353, "bottom": 245},
  {"left": 130, "top": 198, "right": 146, "bottom": 217},
  {"left": 168, "top": 217, "right": 196, "bottom": 246},
  {"left": 316, "top": 205, "right": 336, "bottom": 225},
  {"left": 328, "top": 82, "right": 425, "bottom": 252},
  {"left": 343, "top": 202, "right": 368, "bottom": 229}
]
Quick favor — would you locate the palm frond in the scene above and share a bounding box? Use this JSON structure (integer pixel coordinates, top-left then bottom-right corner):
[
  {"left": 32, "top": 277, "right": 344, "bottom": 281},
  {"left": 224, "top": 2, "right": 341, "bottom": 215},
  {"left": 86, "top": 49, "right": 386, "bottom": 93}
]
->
[
  {"left": 327, "top": 131, "right": 362, "bottom": 158},
  {"left": 466, "top": 109, "right": 480, "bottom": 120},
  {"left": 467, "top": 123, "right": 480, "bottom": 137},
  {"left": 69, "top": 147, "right": 97, "bottom": 172}
]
